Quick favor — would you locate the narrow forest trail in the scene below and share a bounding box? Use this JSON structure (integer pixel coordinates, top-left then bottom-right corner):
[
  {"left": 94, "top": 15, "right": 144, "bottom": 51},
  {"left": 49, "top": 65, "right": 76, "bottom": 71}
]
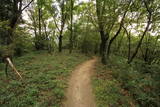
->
[{"left": 63, "top": 58, "right": 97, "bottom": 107}]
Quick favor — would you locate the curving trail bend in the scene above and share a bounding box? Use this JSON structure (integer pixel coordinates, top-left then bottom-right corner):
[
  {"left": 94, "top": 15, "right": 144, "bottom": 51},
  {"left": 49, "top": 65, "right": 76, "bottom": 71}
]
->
[{"left": 63, "top": 58, "right": 97, "bottom": 107}]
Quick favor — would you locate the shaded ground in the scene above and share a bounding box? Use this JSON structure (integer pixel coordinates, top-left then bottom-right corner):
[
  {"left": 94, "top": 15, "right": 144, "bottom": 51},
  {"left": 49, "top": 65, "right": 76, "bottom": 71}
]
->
[{"left": 63, "top": 58, "right": 97, "bottom": 107}]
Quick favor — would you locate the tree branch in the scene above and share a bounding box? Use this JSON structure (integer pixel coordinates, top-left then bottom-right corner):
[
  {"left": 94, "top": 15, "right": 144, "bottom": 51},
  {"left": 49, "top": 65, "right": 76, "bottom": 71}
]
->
[{"left": 21, "top": 0, "right": 34, "bottom": 12}]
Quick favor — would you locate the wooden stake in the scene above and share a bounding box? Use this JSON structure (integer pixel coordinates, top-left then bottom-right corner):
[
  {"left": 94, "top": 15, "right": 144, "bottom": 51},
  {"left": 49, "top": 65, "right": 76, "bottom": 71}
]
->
[{"left": 6, "top": 57, "right": 22, "bottom": 79}]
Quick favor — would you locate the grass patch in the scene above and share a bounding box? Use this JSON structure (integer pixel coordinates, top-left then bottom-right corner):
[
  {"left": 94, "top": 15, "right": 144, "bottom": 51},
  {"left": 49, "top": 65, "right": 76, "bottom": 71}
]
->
[{"left": 0, "top": 51, "right": 89, "bottom": 107}]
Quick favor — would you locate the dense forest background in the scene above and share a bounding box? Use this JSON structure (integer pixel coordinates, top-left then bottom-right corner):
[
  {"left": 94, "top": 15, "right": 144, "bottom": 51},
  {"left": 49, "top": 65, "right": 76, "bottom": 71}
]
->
[{"left": 0, "top": 0, "right": 160, "bottom": 107}]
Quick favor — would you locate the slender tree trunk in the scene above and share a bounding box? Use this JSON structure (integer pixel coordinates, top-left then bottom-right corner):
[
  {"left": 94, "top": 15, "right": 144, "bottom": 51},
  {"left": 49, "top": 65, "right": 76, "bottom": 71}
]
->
[
  {"left": 123, "top": 26, "right": 131, "bottom": 61},
  {"left": 69, "top": 0, "right": 74, "bottom": 53},
  {"left": 5, "top": 63, "right": 8, "bottom": 78},
  {"left": 116, "top": 32, "right": 124, "bottom": 53},
  {"left": 107, "top": 41, "right": 111, "bottom": 58},
  {"left": 33, "top": 20, "right": 39, "bottom": 50},
  {"left": 38, "top": 8, "right": 41, "bottom": 37},
  {"left": 107, "top": 29, "right": 122, "bottom": 58},
  {"left": 42, "top": 14, "right": 52, "bottom": 53},
  {"left": 29, "top": 9, "right": 39, "bottom": 50},
  {"left": 128, "top": 34, "right": 131, "bottom": 61},
  {"left": 58, "top": 33, "right": 63, "bottom": 53},
  {"left": 144, "top": 47, "right": 149, "bottom": 62},
  {"left": 144, "top": 35, "right": 151, "bottom": 62},
  {"left": 128, "top": 26, "right": 151, "bottom": 64},
  {"left": 107, "top": 8, "right": 129, "bottom": 57},
  {"left": 59, "top": 35, "right": 63, "bottom": 52},
  {"left": 128, "top": 2, "right": 152, "bottom": 63},
  {"left": 58, "top": 0, "right": 66, "bottom": 53},
  {"left": 152, "top": 35, "right": 159, "bottom": 56}
]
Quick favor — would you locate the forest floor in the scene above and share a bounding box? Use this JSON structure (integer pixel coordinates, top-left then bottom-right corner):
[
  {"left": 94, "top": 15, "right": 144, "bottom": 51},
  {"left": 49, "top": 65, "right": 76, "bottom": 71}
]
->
[
  {"left": 63, "top": 58, "right": 97, "bottom": 107},
  {"left": 0, "top": 51, "right": 90, "bottom": 107},
  {"left": 92, "top": 56, "right": 137, "bottom": 107},
  {"left": 1, "top": 52, "right": 159, "bottom": 107}
]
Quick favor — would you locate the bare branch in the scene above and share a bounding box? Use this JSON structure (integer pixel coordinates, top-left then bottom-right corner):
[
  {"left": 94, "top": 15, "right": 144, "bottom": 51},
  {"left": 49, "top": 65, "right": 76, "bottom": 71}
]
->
[{"left": 21, "top": 0, "right": 34, "bottom": 12}]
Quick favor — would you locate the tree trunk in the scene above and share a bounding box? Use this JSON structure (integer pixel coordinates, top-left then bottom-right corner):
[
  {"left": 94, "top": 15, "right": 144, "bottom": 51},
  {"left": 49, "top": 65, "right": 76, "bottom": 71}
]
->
[
  {"left": 123, "top": 26, "right": 131, "bottom": 61},
  {"left": 151, "top": 35, "right": 159, "bottom": 57},
  {"left": 5, "top": 63, "right": 8, "bottom": 77},
  {"left": 116, "top": 31, "right": 125, "bottom": 53},
  {"left": 128, "top": 2, "right": 152, "bottom": 64},
  {"left": 38, "top": 8, "right": 42, "bottom": 37},
  {"left": 58, "top": 0, "right": 66, "bottom": 53},
  {"left": 101, "top": 40, "right": 107, "bottom": 64},
  {"left": 128, "top": 34, "right": 131, "bottom": 61},
  {"left": 99, "top": 30, "right": 108, "bottom": 64},
  {"left": 107, "top": 9, "right": 129, "bottom": 58},
  {"left": 69, "top": 0, "right": 74, "bottom": 53},
  {"left": 144, "top": 35, "right": 151, "bottom": 62},
  {"left": 59, "top": 35, "right": 63, "bottom": 52},
  {"left": 7, "top": 12, "right": 19, "bottom": 44}
]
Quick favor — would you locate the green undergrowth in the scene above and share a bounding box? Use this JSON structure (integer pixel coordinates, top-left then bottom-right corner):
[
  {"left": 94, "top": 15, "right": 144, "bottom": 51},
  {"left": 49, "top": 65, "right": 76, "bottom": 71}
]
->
[
  {"left": 93, "top": 60, "right": 134, "bottom": 107},
  {"left": 108, "top": 55, "right": 160, "bottom": 107},
  {"left": 93, "top": 55, "right": 160, "bottom": 107},
  {"left": 0, "top": 51, "right": 89, "bottom": 107}
]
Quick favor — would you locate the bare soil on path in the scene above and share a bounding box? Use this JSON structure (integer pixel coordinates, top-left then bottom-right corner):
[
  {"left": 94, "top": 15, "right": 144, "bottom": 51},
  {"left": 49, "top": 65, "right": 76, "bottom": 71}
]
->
[{"left": 63, "top": 58, "right": 97, "bottom": 107}]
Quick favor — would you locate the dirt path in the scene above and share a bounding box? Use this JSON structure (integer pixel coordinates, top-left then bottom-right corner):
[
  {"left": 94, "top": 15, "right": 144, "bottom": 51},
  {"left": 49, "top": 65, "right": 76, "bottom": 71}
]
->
[{"left": 63, "top": 58, "right": 97, "bottom": 107}]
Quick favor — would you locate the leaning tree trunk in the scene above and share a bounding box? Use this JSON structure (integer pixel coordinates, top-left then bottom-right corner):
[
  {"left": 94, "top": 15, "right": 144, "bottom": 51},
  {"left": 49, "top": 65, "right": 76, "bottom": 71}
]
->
[
  {"left": 128, "top": 1, "right": 152, "bottom": 64},
  {"left": 107, "top": 6, "right": 129, "bottom": 58}
]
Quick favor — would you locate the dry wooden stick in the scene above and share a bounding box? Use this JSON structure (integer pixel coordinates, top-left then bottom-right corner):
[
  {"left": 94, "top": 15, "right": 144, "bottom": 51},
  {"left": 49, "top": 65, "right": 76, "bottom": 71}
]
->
[{"left": 6, "top": 57, "right": 22, "bottom": 79}]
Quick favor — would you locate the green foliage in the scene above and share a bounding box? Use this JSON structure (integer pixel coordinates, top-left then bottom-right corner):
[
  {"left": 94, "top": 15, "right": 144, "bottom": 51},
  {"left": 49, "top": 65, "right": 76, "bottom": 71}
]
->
[
  {"left": 93, "top": 62, "right": 133, "bottom": 107},
  {"left": 93, "top": 55, "right": 160, "bottom": 106},
  {"left": 108, "top": 55, "right": 160, "bottom": 106},
  {"left": 0, "top": 0, "right": 13, "bottom": 21},
  {"left": 76, "top": 23, "right": 100, "bottom": 54},
  {"left": 0, "top": 0, "right": 160, "bottom": 106},
  {"left": 0, "top": 51, "right": 89, "bottom": 107},
  {"left": 0, "top": 21, "right": 33, "bottom": 59},
  {"left": 13, "top": 27, "right": 33, "bottom": 56},
  {"left": 80, "top": 33, "right": 100, "bottom": 54},
  {"left": 0, "top": 45, "right": 14, "bottom": 59}
]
